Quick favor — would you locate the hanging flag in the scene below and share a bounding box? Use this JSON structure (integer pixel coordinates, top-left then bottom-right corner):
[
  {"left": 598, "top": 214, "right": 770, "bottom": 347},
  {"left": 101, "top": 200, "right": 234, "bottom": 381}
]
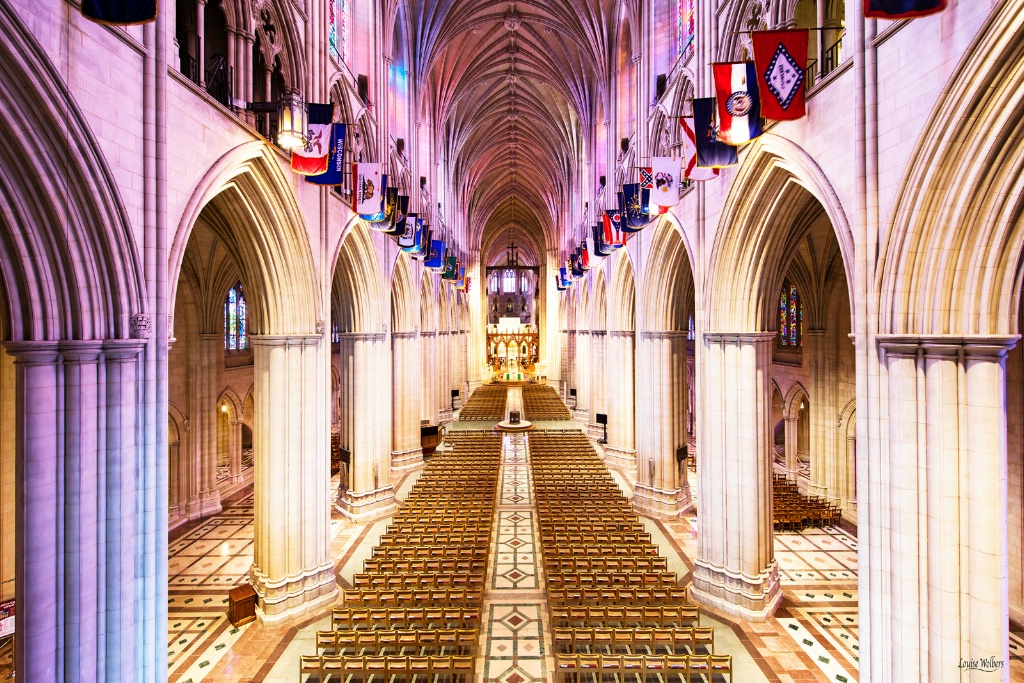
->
[
  {"left": 397, "top": 214, "right": 418, "bottom": 249},
  {"left": 559, "top": 267, "right": 571, "bottom": 289},
  {"left": 752, "top": 30, "right": 808, "bottom": 120},
  {"left": 305, "top": 124, "right": 346, "bottom": 185},
  {"left": 81, "top": 0, "right": 156, "bottom": 24},
  {"left": 650, "top": 157, "right": 681, "bottom": 207},
  {"left": 713, "top": 62, "right": 763, "bottom": 145},
  {"left": 290, "top": 104, "right": 333, "bottom": 175},
  {"left": 383, "top": 195, "right": 408, "bottom": 236},
  {"left": 354, "top": 163, "right": 385, "bottom": 215},
  {"left": 580, "top": 241, "right": 591, "bottom": 270},
  {"left": 863, "top": 0, "right": 945, "bottom": 18},
  {"left": 693, "top": 98, "right": 739, "bottom": 168},
  {"left": 369, "top": 188, "right": 396, "bottom": 232},
  {"left": 591, "top": 226, "right": 611, "bottom": 257},
  {"left": 622, "top": 184, "right": 650, "bottom": 231},
  {"left": 453, "top": 267, "right": 466, "bottom": 288},
  {"left": 571, "top": 248, "right": 584, "bottom": 277},
  {"left": 639, "top": 167, "right": 654, "bottom": 190},
  {"left": 404, "top": 220, "right": 427, "bottom": 255},
  {"left": 442, "top": 254, "right": 458, "bottom": 279},
  {"left": 425, "top": 240, "right": 445, "bottom": 270},
  {"left": 604, "top": 210, "right": 626, "bottom": 246},
  {"left": 680, "top": 117, "right": 720, "bottom": 181}
]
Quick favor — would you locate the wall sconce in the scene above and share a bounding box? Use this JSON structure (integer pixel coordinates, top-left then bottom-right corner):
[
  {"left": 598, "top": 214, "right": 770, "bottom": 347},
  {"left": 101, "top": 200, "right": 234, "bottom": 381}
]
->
[{"left": 221, "top": 403, "right": 228, "bottom": 413}]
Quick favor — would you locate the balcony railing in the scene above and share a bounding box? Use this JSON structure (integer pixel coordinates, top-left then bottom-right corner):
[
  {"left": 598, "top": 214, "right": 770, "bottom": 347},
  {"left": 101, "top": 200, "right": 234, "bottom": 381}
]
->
[{"left": 821, "top": 33, "right": 844, "bottom": 78}]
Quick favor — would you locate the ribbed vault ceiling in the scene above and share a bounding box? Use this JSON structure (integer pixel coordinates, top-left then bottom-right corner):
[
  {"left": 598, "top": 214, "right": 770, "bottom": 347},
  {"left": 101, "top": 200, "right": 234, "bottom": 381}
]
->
[{"left": 410, "top": 0, "right": 619, "bottom": 257}]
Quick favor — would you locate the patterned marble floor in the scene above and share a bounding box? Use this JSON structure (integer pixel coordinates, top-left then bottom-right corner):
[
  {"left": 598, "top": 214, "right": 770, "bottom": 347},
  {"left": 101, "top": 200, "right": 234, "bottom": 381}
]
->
[{"left": 481, "top": 433, "right": 549, "bottom": 683}]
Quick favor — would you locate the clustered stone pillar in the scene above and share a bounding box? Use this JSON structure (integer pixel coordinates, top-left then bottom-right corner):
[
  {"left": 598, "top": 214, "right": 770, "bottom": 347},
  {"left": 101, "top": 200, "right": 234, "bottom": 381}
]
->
[
  {"left": 633, "top": 331, "right": 691, "bottom": 518},
  {"left": 391, "top": 331, "right": 424, "bottom": 472},
  {"left": 605, "top": 330, "right": 636, "bottom": 471},
  {"left": 692, "top": 332, "right": 781, "bottom": 620},
  {"left": 575, "top": 329, "right": 591, "bottom": 424},
  {"left": 248, "top": 335, "right": 335, "bottom": 622},
  {"left": 336, "top": 332, "right": 397, "bottom": 521},
  {"left": 228, "top": 418, "right": 243, "bottom": 484},
  {"left": 783, "top": 415, "right": 799, "bottom": 480},
  {"left": 8, "top": 340, "right": 145, "bottom": 681},
  {"left": 591, "top": 330, "right": 607, "bottom": 434},
  {"left": 867, "top": 336, "right": 1012, "bottom": 683},
  {"left": 197, "top": 333, "right": 221, "bottom": 515}
]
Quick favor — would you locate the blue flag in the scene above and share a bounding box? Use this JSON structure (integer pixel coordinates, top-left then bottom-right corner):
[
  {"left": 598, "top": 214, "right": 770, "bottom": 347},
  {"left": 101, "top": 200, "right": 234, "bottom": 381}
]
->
[
  {"left": 864, "top": 0, "right": 945, "bottom": 18},
  {"left": 693, "top": 98, "right": 739, "bottom": 168},
  {"left": 82, "top": 0, "right": 156, "bottom": 24},
  {"left": 305, "top": 124, "right": 346, "bottom": 186},
  {"left": 425, "top": 240, "right": 445, "bottom": 270}
]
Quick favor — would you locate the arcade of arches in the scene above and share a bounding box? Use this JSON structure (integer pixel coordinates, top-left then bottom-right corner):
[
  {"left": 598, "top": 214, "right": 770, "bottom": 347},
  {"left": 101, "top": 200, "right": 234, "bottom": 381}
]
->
[{"left": 0, "top": 0, "right": 1023, "bottom": 681}]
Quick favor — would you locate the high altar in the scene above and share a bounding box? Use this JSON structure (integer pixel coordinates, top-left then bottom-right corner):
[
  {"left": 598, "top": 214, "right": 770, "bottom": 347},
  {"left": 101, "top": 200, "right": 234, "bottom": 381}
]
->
[{"left": 486, "top": 318, "right": 539, "bottom": 381}]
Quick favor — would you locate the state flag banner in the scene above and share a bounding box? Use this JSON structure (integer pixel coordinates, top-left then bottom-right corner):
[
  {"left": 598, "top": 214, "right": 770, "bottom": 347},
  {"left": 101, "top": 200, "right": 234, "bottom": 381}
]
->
[
  {"left": 603, "top": 211, "right": 625, "bottom": 247},
  {"left": 291, "top": 104, "right": 333, "bottom": 175},
  {"left": 680, "top": 117, "right": 720, "bottom": 181},
  {"left": 752, "top": 30, "right": 808, "bottom": 120},
  {"left": 397, "top": 214, "right": 418, "bottom": 249},
  {"left": 354, "top": 163, "right": 385, "bottom": 215},
  {"left": 863, "top": 0, "right": 945, "bottom": 18},
  {"left": 384, "top": 195, "right": 409, "bottom": 236},
  {"left": 650, "top": 157, "right": 681, "bottom": 207},
  {"left": 693, "top": 98, "right": 739, "bottom": 168},
  {"left": 305, "top": 124, "right": 347, "bottom": 185},
  {"left": 81, "top": 0, "right": 156, "bottom": 24},
  {"left": 425, "top": 240, "right": 445, "bottom": 270},
  {"left": 713, "top": 62, "right": 763, "bottom": 145}
]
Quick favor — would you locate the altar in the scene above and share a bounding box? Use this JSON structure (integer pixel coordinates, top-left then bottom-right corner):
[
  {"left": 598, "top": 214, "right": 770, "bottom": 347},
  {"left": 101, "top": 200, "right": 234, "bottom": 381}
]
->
[{"left": 486, "top": 317, "right": 539, "bottom": 382}]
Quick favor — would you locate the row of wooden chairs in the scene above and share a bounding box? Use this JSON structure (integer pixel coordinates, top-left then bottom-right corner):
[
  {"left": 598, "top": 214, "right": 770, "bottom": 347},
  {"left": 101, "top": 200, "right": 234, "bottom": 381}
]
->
[
  {"left": 554, "top": 653, "right": 731, "bottom": 683},
  {"left": 363, "top": 558, "right": 487, "bottom": 574},
  {"left": 553, "top": 626, "right": 715, "bottom": 655},
  {"left": 377, "top": 533, "right": 488, "bottom": 547},
  {"left": 299, "top": 654, "right": 474, "bottom": 681},
  {"left": 545, "top": 556, "right": 667, "bottom": 572},
  {"left": 314, "top": 628, "right": 477, "bottom": 656},
  {"left": 548, "top": 571, "right": 679, "bottom": 588},
  {"left": 549, "top": 587, "right": 691, "bottom": 608},
  {"left": 351, "top": 572, "right": 484, "bottom": 590},
  {"left": 457, "top": 384, "right": 507, "bottom": 420},
  {"left": 772, "top": 475, "right": 842, "bottom": 530},
  {"left": 545, "top": 544, "right": 661, "bottom": 559},
  {"left": 551, "top": 605, "right": 700, "bottom": 629},
  {"left": 331, "top": 606, "right": 480, "bottom": 631},
  {"left": 521, "top": 384, "right": 573, "bottom": 420}
]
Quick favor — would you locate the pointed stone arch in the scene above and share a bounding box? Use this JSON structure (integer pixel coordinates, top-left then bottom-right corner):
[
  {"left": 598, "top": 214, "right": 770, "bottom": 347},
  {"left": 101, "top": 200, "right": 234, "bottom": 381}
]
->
[
  {"left": 641, "top": 219, "right": 696, "bottom": 332},
  {"left": 706, "top": 134, "right": 854, "bottom": 332},
  {"left": 331, "top": 219, "right": 386, "bottom": 334},
  {"left": 171, "top": 142, "right": 320, "bottom": 336},
  {"left": 390, "top": 253, "right": 416, "bottom": 334}
]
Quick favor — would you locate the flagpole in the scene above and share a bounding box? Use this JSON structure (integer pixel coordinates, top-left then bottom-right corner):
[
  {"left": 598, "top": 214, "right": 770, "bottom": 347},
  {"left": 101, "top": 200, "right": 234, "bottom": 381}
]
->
[{"left": 729, "top": 27, "right": 828, "bottom": 34}]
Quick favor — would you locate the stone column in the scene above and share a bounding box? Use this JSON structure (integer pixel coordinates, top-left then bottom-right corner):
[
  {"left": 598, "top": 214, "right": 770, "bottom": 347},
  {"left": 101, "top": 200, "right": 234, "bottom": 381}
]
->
[
  {"left": 421, "top": 331, "right": 437, "bottom": 424},
  {"left": 805, "top": 329, "right": 830, "bottom": 498},
  {"left": 242, "top": 32, "right": 255, "bottom": 124},
  {"left": 228, "top": 419, "right": 243, "bottom": 483},
  {"left": 7, "top": 340, "right": 145, "bottom": 682},
  {"left": 438, "top": 330, "right": 453, "bottom": 422},
  {"left": 605, "top": 330, "right": 637, "bottom": 471},
  {"left": 634, "top": 332, "right": 691, "bottom": 518},
  {"left": 195, "top": 0, "right": 207, "bottom": 88},
  {"left": 872, "top": 336, "right": 1014, "bottom": 683},
  {"left": 197, "top": 334, "right": 221, "bottom": 515},
  {"left": 592, "top": 331, "right": 607, "bottom": 424},
  {"left": 336, "top": 333, "right": 397, "bottom": 521},
  {"left": 249, "top": 335, "right": 335, "bottom": 622},
  {"left": 575, "top": 330, "right": 591, "bottom": 424},
  {"left": 692, "top": 332, "right": 781, "bottom": 620},
  {"left": 783, "top": 416, "right": 799, "bottom": 480},
  {"left": 168, "top": 439, "right": 181, "bottom": 521},
  {"left": 391, "top": 331, "right": 423, "bottom": 472}
]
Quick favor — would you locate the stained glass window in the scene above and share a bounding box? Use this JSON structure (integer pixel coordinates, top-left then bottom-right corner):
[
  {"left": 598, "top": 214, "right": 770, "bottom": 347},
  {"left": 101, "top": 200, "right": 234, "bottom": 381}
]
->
[
  {"left": 224, "top": 282, "right": 248, "bottom": 350},
  {"left": 678, "top": 0, "right": 696, "bottom": 61},
  {"left": 687, "top": 314, "right": 695, "bottom": 341},
  {"left": 329, "top": 0, "right": 348, "bottom": 62},
  {"left": 503, "top": 269, "right": 516, "bottom": 293},
  {"left": 778, "top": 279, "right": 803, "bottom": 347}
]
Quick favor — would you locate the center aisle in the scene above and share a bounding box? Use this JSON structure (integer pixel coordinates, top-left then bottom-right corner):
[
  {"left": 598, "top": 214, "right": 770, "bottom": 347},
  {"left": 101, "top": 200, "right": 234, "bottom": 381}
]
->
[{"left": 479, "top": 432, "right": 550, "bottom": 682}]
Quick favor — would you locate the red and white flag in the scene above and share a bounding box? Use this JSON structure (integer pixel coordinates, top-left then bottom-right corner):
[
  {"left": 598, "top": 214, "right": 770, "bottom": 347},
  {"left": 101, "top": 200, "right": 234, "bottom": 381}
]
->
[
  {"left": 713, "top": 62, "right": 763, "bottom": 146},
  {"left": 353, "top": 163, "right": 384, "bottom": 214},
  {"left": 680, "top": 117, "right": 720, "bottom": 181},
  {"left": 290, "top": 103, "right": 332, "bottom": 175}
]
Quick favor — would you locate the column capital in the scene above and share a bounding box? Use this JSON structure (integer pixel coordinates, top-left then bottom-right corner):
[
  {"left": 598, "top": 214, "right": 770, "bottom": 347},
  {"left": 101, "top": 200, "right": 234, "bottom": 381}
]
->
[
  {"left": 249, "top": 333, "right": 323, "bottom": 347},
  {"left": 640, "top": 330, "right": 688, "bottom": 340},
  {"left": 702, "top": 331, "right": 776, "bottom": 344},
  {"left": 420, "top": 330, "right": 437, "bottom": 337},
  {"left": 198, "top": 332, "right": 222, "bottom": 342},
  {"left": 804, "top": 328, "right": 826, "bottom": 337},
  {"left": 876, "top": 334, "right": 1020, "bottom": 359},
  {"left": 608, "top": 330, "right": 635, "bottom": 338},
  {"left": 392, "top": 331, "right": 418, "bottom": 339}
]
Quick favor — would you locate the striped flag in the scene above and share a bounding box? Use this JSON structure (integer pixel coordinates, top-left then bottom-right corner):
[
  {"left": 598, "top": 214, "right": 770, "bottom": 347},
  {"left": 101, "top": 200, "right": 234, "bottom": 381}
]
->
[
  {"left": 693, "top": 98, "right": 739, "bottom": 168},
  {"left": 713, "top": 62, "right": 763, "bottom": 145},
  {"left": 291, "top": 104, "right": 333, "bottom": 175},
  {"left": 681, "top": 117, "right": 720, "bottom": 180}
]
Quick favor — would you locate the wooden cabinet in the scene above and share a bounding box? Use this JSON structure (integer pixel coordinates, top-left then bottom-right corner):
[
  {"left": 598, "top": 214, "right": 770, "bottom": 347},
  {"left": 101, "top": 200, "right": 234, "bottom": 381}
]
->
[{"left": 228, "top": 583, "right": 257, "bottom": 627}]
